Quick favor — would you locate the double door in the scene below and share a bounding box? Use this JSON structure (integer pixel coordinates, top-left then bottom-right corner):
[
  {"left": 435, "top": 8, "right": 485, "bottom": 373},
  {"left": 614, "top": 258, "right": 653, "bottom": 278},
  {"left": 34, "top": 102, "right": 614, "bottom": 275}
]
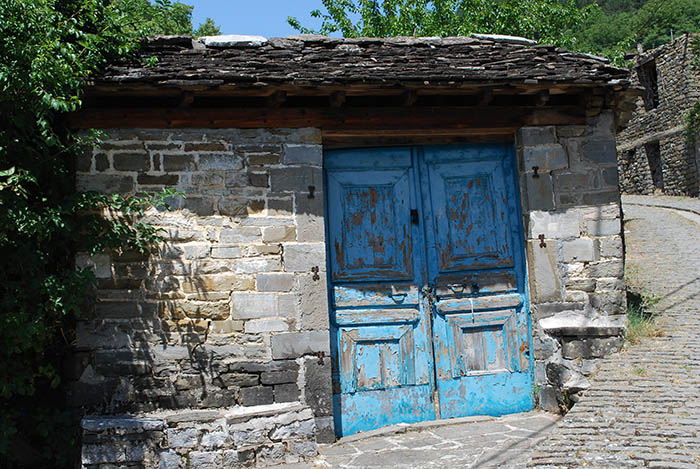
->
[{"left": 325, "top": 144, "right": 533, "bottom": 437}]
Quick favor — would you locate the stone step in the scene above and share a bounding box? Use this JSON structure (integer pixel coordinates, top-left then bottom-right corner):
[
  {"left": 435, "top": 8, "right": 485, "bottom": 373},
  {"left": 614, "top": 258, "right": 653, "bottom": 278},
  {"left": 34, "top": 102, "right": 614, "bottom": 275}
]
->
[{"left": 81, "top": 402, "right": 318, "bottom": 468}]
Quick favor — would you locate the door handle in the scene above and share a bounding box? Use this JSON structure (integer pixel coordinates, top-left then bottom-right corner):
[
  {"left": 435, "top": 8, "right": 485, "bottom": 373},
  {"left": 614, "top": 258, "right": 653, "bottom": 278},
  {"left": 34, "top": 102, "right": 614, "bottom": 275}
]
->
[{"left": 390, "top": 293, "right": 407, "bottom": 303}]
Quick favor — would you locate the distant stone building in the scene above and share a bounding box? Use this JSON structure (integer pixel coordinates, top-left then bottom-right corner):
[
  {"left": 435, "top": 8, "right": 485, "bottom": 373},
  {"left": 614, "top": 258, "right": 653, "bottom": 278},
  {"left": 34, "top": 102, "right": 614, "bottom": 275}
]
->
[
  {"left": 617, "top": 33, "right": 700, "bottom": 196},
  {"left": 69, "top": 34, "right": 637, "bottom": 468}
]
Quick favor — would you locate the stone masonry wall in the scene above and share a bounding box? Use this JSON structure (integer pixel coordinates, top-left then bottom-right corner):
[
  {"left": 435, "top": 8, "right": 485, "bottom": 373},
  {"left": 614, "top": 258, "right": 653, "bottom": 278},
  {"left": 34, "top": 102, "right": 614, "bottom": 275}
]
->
[
  {"left": 617, "top": 33, "right": 700, "bottom": 196},
  {"left": 72, "top": 128, "right": 335, "bottom": 452},
  {"left": 73, "top": 114, "right": 628, "bottom": 463},
  {"left": 518, "top": 111, "right": 627, "bottom": 412}
]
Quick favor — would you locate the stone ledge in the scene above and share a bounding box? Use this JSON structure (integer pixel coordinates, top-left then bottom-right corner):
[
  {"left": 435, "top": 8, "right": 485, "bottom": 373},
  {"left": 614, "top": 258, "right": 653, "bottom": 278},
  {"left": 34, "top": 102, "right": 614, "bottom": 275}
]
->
[{"left": 545, "top": 326, "right": 625, "bottom": 337}]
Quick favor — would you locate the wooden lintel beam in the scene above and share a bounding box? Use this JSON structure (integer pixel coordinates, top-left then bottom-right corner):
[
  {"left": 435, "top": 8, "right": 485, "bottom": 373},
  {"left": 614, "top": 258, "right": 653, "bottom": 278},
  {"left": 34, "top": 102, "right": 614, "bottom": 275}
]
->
[
  {"left": 267, "top": 90, "right": 287, "bottom": 108},
  {"left": 478, "top": 89, "right": 494, "bottom": 106},
  {"left": 178, "top": 91, "right": 194, "bottom": 109},
  {"left": 68, "top": 105, "right": 586, "bottom": 130},
  {"left": 329, "top": 91, "right": 346, "bottom": 108},
  {"left": 401, "top": 90, "right": 418, "bottom": 106}
]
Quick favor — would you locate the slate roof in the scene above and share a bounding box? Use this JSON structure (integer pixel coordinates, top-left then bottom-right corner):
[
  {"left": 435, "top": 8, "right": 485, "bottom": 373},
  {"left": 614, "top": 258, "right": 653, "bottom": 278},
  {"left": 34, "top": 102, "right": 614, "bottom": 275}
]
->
[{"left": 96, "top": 34, "right": 630, "bottom": 90}]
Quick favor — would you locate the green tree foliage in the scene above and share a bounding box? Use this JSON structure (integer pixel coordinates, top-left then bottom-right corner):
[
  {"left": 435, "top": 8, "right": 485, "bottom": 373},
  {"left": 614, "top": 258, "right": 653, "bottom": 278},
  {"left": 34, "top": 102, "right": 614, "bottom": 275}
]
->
[
  {"left": 194, "top": 17, "right": 222, "bottom": 37},
  {"left": 288, "top": 0, "right": 596, "bottom": 50},
  {"left": 576, "top": 0, "right": 700, "bottom": 59},
  {"left": 0, "top": 0, "right": 199, "bottom": 466}
]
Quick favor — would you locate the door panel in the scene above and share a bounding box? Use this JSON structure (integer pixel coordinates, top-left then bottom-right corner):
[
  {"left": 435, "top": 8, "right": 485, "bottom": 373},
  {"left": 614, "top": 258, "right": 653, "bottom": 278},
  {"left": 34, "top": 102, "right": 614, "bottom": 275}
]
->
[
  {"left": 326, "top": 148, "right": 436, "bottom": 437},
  {"left": 419, "top": 145, "right": 533, "bottom": 420},
  {"left": 325, "top": 144, "right": 533, "bottom": 437}
]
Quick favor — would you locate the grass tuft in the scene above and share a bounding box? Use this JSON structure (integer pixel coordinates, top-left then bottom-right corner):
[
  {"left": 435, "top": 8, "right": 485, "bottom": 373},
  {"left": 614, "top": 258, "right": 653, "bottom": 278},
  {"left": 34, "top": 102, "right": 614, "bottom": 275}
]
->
[{"left": 625, "top": 289, "right": 663, "bottom": 345}]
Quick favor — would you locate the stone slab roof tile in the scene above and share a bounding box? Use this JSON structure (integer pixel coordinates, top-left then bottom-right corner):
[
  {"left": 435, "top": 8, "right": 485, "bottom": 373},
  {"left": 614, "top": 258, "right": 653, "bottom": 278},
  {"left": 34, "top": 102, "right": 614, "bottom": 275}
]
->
[{"left": 100, "top": 34, "right": 631, "bottom": 89}]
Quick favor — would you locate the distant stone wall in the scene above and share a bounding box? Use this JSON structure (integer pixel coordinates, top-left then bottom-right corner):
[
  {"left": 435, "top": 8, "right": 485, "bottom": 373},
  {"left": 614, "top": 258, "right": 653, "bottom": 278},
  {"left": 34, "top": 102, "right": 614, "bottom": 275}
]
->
[
  {"left": 518, "top": 111, "right": 626, "bottom": 412},
  {"left": 72, "top": 127, "right": 335, "bottom": 459},
  {"left": 616, "top": 33, "right": 700, "bottom": 196}
]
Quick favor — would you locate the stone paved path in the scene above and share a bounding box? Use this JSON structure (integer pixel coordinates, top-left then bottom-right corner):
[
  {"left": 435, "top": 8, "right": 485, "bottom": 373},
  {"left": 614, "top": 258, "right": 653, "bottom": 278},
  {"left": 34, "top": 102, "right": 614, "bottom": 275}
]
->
[
  {"left": 528, "top": 197, "right": 700, "bottom": 468},
  {"left": 281, "top": 412, "right": 560, "bottom": 469}
]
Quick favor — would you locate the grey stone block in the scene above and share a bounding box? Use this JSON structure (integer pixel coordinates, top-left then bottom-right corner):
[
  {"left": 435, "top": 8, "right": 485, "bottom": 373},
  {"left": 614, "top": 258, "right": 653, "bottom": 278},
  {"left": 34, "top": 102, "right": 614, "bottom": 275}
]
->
[
  {"left": 137, "top": 174, "right": 179, "bottom": 186},
  {"left": 599, "top": 236, "right": 623, "bottom": 258},
  {"left": 162, "top": 154, "right": 195, "bottom": 171},
  {"left": 295, "top": 193, "right": 325, "bottom": 242},
  {"left": 274, "top": 383, "right": 301, "bottom": 402},
  {"left": 167, "top": 428, "right": 198, "bottom": 448},
  {"left": 239, "top": 386, "right": 274, "bottom": 406},
  {"left": 248, "top": 172, "right": 269, "bottom": 187},
  {"left": 283, "top": 244, "right": 326, "bottom": 272},
  {"left": 219, "top": 227, "right": 261, "bottom": 243},
  {"left": 158, "top": 450, "right": 183, "bottom": 469},
  {"left": 272, "top": 331, "right": 330, "bottom": 359},
  {"left": 561, "top": 238, "right": 597, "bottom": 262},
  {"left": 96, "top": 153, "right": 110, "bottom": 171},
  {"left": 524, "top": 172, "right": 555, "bottom": 211},
  {"left": 113, "top": 152, "right": 150, "bottom": 171},
  {"left": 270, "top": 167, "right": 323, "bottom": 192},
  {"left": 183, "top": 197, "right": 215, "bottom": 216},
  {"left": 314, "top": 417, "right": 336, "bottom": 444},
  {"left": 526, "top": 240, "right": 562, "bottom": 303},
  {"left": 298, "top": 274, "right": 330, "bottom": 330},
  {"left": 198, "top": 153, "right": 243, "bottom": 171},
  {"left": 601, "top": 167, "right": 619, "bottom": 187},
  {"left": 565, "top": 278, "right": 596, "bottom": 292},
  {"left": 303, "top": 357, "right": 333, "bottom": 416},
  {"left": 244, "top": 318, "right": 289, "bottom": 333},
  {"left": 561, "top": 337, "right": 623, "bottom": 359},
  {"left": 282, "top": 144, "right": 323, "bottom": 165},
  {"left": 554, "top": 171, "right": 593, "bottom": 192},
  {"left": 528, "top": 210, "right": 581, "bottom": 240},
  {"left": 188, "top": 451, "right": 222, "bottom": 469},
  {"left": 261, "top": 370, "right": 297, "bottom": 385},
  {"left": 538, "top": 385, "right": 560, "bottom": 413},
  {"left": 231, "top": 293, "right": 278, "bottom": 319},
  {"left": 257, "top": 273, "right": 295, "bottom": 292},
  {"left": 262, "top": 225, "right": 296, "bottom": 242},
  {"left": 582, "top": 191, "right": 618, "bottom": 205},
  {"left": 76, "top": 174, "right": 134, "bottom": 194},
  {"left": 211, "top": 246, "right": 242, "bottom": 259},
  {"left": 523, "top": 144, "right": 568, "bottom": 172},
  {"left": 585, "top": 218, "right": 620, "bottom": 236},
  {"left": 518, "top": 126, "right": 557, "bottom": 146},
  {"left": 582, "top": 140, "right": 617, "bottom": 164}
]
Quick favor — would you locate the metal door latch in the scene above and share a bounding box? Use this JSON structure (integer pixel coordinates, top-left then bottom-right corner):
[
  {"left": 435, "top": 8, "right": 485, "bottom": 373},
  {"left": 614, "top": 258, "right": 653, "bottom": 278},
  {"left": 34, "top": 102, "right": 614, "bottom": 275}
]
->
[
  {"left": 538, "top": 234, "right": 547, "bottom": 248},
  {"left": 410, "top": 209, "right": 419, "bottom": 225},
  {"left": 422, "top": 285, "right": 435, "bottom": 304},
  {"left": 311, "top": 266, "right": 320, "bottom": 281},
  {"left": 316, "top": 351, "right": 325, "bottom": 365}
]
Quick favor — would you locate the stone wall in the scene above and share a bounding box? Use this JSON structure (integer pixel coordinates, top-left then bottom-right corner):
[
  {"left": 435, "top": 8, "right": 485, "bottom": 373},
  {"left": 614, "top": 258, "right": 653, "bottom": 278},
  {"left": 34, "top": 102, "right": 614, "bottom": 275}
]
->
[
  {"left": 616, "top": 33, "right": 700, "bottom": 196},
  {"left": 72, "top": 128, "right": 335, "bottom": 468},
  {"left": 81, "top": 403, "right": 317, "bottom": 468},
  {"left": 73, "top": 113, "right": 627, "bottom": 465},
  {"left": 518, "top": 111, "right": 626, "bottom": 412}
]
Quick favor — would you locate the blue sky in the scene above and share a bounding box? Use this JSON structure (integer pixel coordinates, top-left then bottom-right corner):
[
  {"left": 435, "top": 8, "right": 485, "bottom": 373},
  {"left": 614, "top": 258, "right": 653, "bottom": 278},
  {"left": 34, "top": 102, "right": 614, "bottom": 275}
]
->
[{"left": 188, "top": 0, "right": 330, "bottom": 38}]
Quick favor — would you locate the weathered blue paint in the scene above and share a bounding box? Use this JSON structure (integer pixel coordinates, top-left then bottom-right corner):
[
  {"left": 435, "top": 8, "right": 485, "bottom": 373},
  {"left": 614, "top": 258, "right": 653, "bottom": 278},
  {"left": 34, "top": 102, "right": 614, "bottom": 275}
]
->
[{"left": 324, "top": 144, "right": 533, "bottom": 437}]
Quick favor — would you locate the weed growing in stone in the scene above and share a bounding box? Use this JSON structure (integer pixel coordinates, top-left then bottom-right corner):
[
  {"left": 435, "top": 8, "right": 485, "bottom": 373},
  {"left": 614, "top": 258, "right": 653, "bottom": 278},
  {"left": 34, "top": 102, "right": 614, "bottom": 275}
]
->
[{"left": 625, "top": 289, "right": 663, "bottom": 345}]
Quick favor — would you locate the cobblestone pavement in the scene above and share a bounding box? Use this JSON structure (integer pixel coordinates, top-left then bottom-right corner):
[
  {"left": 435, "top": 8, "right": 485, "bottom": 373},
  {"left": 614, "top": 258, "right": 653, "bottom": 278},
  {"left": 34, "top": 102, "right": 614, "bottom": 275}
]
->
[
  {"left": 623, "top": 194, "right": 700, "bottom": 215},
  {"left": 528, "top": 200, "right": 700, "bottom": 468}
]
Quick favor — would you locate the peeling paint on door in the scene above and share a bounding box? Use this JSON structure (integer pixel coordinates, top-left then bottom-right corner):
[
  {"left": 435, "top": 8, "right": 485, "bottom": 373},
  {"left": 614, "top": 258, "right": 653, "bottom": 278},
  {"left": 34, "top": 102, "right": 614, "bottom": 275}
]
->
[{"left": 325, "top": 144, "right": 533, "bottom": 437}]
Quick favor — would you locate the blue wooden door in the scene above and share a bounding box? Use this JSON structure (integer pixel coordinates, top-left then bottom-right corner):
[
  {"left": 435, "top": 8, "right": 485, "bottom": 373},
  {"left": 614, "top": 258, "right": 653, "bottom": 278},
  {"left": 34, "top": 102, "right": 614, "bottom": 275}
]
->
[
  {"left": 419, "top": 145, "right": 533, "bottom": 419},
  {"left": 325, "top": 144, "right": 532, "bottom": 437}
]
